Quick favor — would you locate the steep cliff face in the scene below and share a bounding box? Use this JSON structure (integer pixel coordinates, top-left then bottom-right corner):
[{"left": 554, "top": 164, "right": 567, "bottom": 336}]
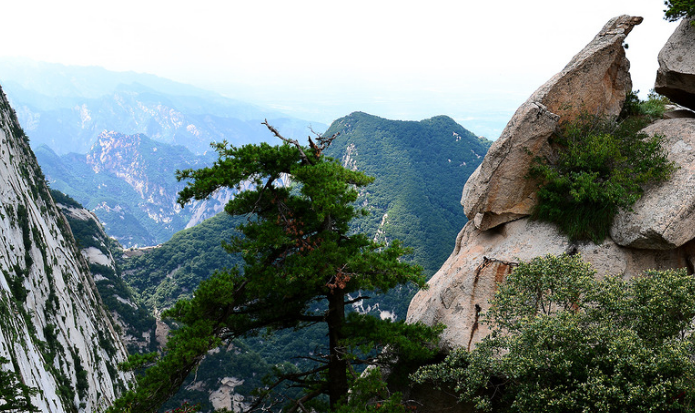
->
[
  {"left": 53, "top": 191, "right": 156, "bottom": 354},
  {"left": 0, "top": 86, "right": 133, "bottom": 412}
]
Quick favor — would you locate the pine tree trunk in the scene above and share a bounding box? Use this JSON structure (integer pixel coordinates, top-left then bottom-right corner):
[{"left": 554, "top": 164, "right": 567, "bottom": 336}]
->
[{"left": 327, "top": 290, "right": 348, "bottom": 409}]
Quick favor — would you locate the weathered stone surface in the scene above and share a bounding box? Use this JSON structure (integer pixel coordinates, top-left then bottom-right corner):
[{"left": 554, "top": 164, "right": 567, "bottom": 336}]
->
[
  {"left": 462, "top": 15, "right": 641, "bottom": 230},
  {"left": 664, "top": 108, "right": 695, "bottom": 119},
  {"left": 655, "top": 18, "right": 695, "bottom": 111},
  {"left": 529, "top": 15, "right": 641, "bottom": 123},
  {"left": 461, "top": 103, "right": 559, "bottom": 230},
  {"left": 610, "top": 119, "right": 695, "bottom": 249},
  {"left": 406, "top": 219, "right": 693, "bottom": 351}
]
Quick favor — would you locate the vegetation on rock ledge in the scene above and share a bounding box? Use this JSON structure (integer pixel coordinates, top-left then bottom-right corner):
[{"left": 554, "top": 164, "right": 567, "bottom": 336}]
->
[
  {"left": 0, "top": 356, "right": 39, "bottom": 412},
  {"left": 664, "top": 0, "right": 695, "bottom": 23},
  {"left": 528, "top": 93, "right": 676, "bottom": 243},
  {"left": 414, "top": 254, "right": 695, "bottom": 412}
]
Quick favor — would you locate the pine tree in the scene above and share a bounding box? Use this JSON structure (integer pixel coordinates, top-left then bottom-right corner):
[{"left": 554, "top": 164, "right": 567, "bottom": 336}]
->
[{"left": 110, "top": 122, "right": 439, "bottom": 412}]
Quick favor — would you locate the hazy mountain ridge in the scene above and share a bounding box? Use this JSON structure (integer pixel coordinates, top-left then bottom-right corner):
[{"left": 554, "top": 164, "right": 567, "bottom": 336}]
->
[{"left": 0, "top": 59, "right": 326, "bottom": 155}]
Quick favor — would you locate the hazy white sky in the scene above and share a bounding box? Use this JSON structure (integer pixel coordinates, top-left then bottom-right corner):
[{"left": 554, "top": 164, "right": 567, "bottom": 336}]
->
[{"left": 0, "top": 0, "right": 680, "bottom": 138}]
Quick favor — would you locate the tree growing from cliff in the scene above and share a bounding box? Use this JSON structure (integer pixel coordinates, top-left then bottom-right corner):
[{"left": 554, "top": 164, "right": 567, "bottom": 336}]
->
[
  {"left": 0, "top": 356, "right": 39, "bottom": 412},
  {"left": 413, "top": 254, "right": 695, "bottom": 412},
  {"left": 110, "top": 122, "right": 440, "bottom": 412}
]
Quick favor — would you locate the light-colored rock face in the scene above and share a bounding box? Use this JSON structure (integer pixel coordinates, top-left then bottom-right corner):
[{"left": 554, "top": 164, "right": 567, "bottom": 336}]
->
[
  {"left": 655, "top": 18, "right": 695, "bottom": 111},
  {"left": 0, "top": 88, "right": 133, "bottom": 412},
  {"left": 58, "top": 202, "right": 155, "bottom": 351},
  {"left": 407, "top": 219, "right": 694, "bottom": 351},
  {"left": 664, "top": 108, "right": 695, "bottom": 119},
  {"left": 529, "top": 15, "right": 641, "bottom": 124},
  {"left": 610, "top": 119, "right": 695, "bottom": 249},
  {"left": 462, "top": 102, "right": 559, "bottom": 230},
  {"left": 462, "top": 15, "right": 640, "bottom": 230},
  {"left": 209, "top": 377, "right": 249, "bottom": 413}
]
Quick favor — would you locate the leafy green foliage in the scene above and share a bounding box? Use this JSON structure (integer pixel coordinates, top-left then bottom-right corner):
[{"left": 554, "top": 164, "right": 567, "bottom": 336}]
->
[
  {"left": 164, "top": 401, "right": 201, "bottom": 413},
  {"left": 413, "top": 254, "right": 695, "bottom": 412},
  {"left": 0, "top": 356, "right": 40, "bottom": 412},
  {"left": 528, "top": 105, "right": 676, "bottom": 243},
  {"left": 620, "top": 90, "right": 671, "bottom": 120},
  {"left": 332, "top": 367, "right": 411, "bottom": 413},
  {"left": 111, "top": 125, "right": 440, "bottom": 412},
  {"left": 664, "top": 0, "right": 695, "bottom": 23}
]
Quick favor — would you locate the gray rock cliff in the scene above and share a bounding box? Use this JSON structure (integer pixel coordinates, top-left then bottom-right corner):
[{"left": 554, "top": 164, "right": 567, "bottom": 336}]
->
[
  {"left": 655, "top": 18, "right": 695, "bottom": 111},
  {"left": 0, "top": 85, "right": 133, "bottom": 412},
  {"left": 610, "top": 119, "right": 695, "bottom": 249}
]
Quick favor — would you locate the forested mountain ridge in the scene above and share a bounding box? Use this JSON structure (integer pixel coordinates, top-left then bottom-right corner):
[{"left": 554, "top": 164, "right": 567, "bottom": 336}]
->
[
  {"left": 124, "top": 112, "right": 491, "bottom": 316},
  {"left": 323, "top": 112, "right": 491, "bottom": 277},
  {"left": 117, "top": 112, "right": 490, "bottom": 411}
]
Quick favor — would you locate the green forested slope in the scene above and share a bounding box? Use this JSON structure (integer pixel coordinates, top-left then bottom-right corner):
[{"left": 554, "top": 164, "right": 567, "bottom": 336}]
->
[
  {"left": 121, "top": 212, "right": 244, "bottom": 311},
  {"left": 323, "top": 112, "right": 491, "bottom": 277}
]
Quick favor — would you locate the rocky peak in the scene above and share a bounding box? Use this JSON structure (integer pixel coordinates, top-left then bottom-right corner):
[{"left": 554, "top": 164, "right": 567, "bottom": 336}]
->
[
  {"left": 86, "top": 131, "right": 175, "bottom": 201},
  {"left": 0, "top": 86, "right": 133, "bottom": 412},
  {"left": 408, "top": 15, "right": 695, "bottom": 352},
  {"left": 462, "top": 15, "right": 641, "bottom": 232},
  {"left": 76, "top": 130, "right": 233, "bottom": 245}
]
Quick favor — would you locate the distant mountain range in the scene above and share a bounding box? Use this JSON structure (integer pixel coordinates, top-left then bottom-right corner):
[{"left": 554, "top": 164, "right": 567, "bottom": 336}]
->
[
  {"left": 0, "top": 58, "right": 325, "bottom": 155},
  {"left": 36, "top": 132, "right": 233, "bottom": 247}
]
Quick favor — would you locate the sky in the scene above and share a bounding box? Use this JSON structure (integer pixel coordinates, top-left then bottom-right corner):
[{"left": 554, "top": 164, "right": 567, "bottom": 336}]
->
[{"left": 0, "top": 0, "right": 680, "bottom": 138}]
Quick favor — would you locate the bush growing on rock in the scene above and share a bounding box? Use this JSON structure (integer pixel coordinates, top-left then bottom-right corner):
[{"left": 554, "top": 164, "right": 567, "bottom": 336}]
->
[
  {"left": 0, "top": 356, "right": 39, "bottom": 412},
  {"left": 527, "top": 97, "right": 676, "bottom": 243}
]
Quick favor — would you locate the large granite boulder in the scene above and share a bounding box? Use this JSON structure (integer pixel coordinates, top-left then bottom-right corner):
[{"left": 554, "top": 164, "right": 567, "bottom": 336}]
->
[
  {"left": 461, "top": 102, "right": 559, "bottom": 231},
  {"left": 655, "top": 18, "right": 695, "bottom": 111},
  {"left": 462, "top": 15, "right": 641, "bottom": 230},
  {"left": 406, "top": 218, "right": 695, "bottom": 351},
  {"left": 610, "top": 119, "right": 695, "bottom": 249},
  {"left": 528, "top": 15, "right": 642, "bottom": 123}
]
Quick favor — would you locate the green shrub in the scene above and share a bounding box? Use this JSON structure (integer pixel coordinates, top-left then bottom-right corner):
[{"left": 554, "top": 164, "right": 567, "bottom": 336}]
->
[
  {"left": 412, "top": 255, "right": 695, "bottom": 413},
  {"left": 620, "top": 90, "right": 671, "bottom": 120},
  {"left": 528, "top": 106, "right": 676, "bottom": 243}
]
